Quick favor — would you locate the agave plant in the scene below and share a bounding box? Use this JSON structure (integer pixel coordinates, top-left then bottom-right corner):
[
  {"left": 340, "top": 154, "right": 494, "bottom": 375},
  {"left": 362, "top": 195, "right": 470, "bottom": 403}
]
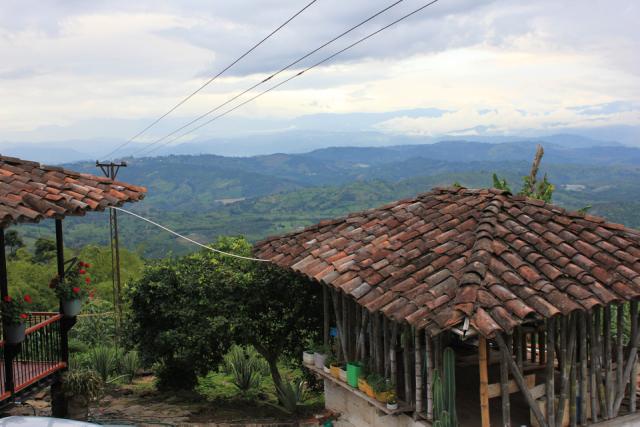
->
[
  {"left": 120, "top": 350, "right": 141, "bottom": 384},
  {"left": 88, "top": 345, "right": 118, "bottom": 382},
  {"left": 275, "top": 378, "right": 308, "bottom": 414},
  {"left": 223, "top": 345, "right": 268, "bottom": 393}
]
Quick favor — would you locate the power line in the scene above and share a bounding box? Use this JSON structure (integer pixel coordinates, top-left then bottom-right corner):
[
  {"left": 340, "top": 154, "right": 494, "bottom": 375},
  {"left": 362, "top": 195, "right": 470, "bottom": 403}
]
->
[
  {"left": 140, "top": 0, "right": 441, "bottom": 157},
  {"left": 131, "top": 0, "right": 405, "bottom": 158},
  {"left": 101, "top": 0, "right": 319, "bottom": 161},
  {"left": 110, "top": 207, "right": 268, "bottom": 262}
]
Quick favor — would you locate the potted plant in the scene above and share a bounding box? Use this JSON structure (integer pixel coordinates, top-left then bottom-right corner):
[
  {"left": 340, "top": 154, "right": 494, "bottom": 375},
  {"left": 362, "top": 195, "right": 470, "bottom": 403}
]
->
[
  {"left": 1, "top": 293, "right": 32, "bottom": 344},
  {"left": 330, "top": 360, "right": 342, "bottom": 379},
  {"left": 386, "top": 392, "right": 398, "bottom": 410},
  {"left": 50, "top": 260, "right": 92, "bottom": 317},
  {"left": 358, "top": 376, "right": 374, "bottom": 398},
  {"left": 338, "top": 364, "right": 348, "bottom": 382},
  {"left": 62, "top": 368, "right": 103, "bottom": 420},
  {"left": 371, "top": 376, "right": 393, "bottom": 403},
  {"left": 346, "top": 361, "right": 363, "bottom": 388},
  {"left": 314, "top": 344, "right": 329, "bottom": 370},
  {"left": 323, "top": 354, "right": 335, "bottom": 374},
  {"left": 302, "top": 348, "right": 315, "bottom": 366}
]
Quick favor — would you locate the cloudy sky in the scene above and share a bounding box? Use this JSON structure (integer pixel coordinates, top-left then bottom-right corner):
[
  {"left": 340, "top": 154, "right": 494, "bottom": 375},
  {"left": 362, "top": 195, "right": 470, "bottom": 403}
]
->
[{"left": 0, "top": 0, "right": 638, "bottom": 154}]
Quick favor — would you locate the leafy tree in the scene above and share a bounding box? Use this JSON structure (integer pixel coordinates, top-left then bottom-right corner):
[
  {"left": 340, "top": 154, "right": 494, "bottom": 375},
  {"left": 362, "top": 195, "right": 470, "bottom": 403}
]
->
[
  {"left": 126, "top": 236, "right": 322, "bottom": 392},
  {"left": 33, "top": 237, "right": 56, "bottom": 264},
  {"left": 4, "top": 230, "right": 24, "bottom": 257}
]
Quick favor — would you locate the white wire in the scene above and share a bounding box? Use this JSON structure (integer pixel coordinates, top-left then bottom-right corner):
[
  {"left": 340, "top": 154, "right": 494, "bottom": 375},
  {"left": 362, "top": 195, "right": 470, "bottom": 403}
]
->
[{"left": 110, "top": 206, "right": 269, "bottom": 262}]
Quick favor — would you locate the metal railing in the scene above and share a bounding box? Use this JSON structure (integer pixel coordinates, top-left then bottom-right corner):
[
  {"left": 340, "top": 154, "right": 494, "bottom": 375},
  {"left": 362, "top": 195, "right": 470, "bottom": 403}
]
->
[{"left": 1, "top": 312, "right": 66, "bottom": 400}]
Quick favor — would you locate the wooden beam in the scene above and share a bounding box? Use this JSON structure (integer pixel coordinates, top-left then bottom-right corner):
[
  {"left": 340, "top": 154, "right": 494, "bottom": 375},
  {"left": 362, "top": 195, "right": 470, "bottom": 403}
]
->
[
  {"left": 323, "top": 286, "right": 330, "bottom": 346},
  {"left": 489, "top": 373, "right": 535, "bottom": 398},
  {"left": 479, "top": 336, "right": 491, "bottom": 427},
  {"left": 383, "top": 316, "right": 390, "bottom": 377},
  {"left": 516, "top": 327, "right": 524, "bottom": 371},
  {"left": 546, "top": 317, "right": 556, "bottom": 427},
  {"left": 496, "top": 333, "right": 548, "bottom": 427},
  {"left": 616, "top": 304, "right": 624, "bottom": 408},
  {"left": 391, "top": 322, "right": 398, "bottom": 386},
  {"left": 415, "top": 328, "right": 423, "bottom": 416},
  {"left": 403, "top": 324, "right": 413, "bottom": 404},
  {"left": 355, "top": 307, "right": 368, "bottom": 360}
]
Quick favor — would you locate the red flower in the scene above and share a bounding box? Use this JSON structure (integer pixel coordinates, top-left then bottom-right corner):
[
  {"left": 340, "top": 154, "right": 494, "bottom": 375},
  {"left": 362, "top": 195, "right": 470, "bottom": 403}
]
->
[
  {"left": 3, "top": 295, "right": 12, "bottom": 303},
  {"left": 72, "top": 287, "right": 81, "bottom": 294},
  {"left": 23, "top": 295, "right": 32, "bottom": 303},
  {"left": 89, "top": 291, "right": 95, "bottom": 300},
  {"left": 85, "top": 277, "right": 91, "bottom": 284},
  {"left": 78, "top": 261, "right": 85, "bottom": 267},
  {"left": 85, "top": 263, "right": 91, "bottom": 268},
  {"left": 79, "top": 269, "right": 86, "bottom": 274},
  {"left": 19, "top": 313, "right": 28, "bottom": 320}
]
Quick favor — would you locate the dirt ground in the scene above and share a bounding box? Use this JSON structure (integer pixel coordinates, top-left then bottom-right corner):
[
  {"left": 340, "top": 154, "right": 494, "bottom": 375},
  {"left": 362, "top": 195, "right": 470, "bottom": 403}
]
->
[{"left": 5, "top": 375, "right": 332, "bottom": 427}]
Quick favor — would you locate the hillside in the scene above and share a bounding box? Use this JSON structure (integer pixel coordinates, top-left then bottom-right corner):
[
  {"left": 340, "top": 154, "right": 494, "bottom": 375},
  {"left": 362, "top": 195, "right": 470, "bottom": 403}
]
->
[{"left": 14, "top": 139, "right": 640, "bottom": 258}]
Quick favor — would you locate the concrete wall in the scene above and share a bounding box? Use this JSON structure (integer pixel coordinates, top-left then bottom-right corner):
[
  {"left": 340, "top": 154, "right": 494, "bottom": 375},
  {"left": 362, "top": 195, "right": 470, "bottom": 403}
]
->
[{"left": 324, "top": 380, "right": 430, "bottom": 427}]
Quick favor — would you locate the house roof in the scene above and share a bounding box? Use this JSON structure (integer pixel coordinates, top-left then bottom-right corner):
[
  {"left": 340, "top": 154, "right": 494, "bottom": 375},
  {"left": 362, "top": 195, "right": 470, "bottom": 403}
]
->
[
  {"left": 254, "top": 186, "right": 640, "bottom": 338},
  {"left": 0, "top": 155, "right": 146, "bottom": 227}
]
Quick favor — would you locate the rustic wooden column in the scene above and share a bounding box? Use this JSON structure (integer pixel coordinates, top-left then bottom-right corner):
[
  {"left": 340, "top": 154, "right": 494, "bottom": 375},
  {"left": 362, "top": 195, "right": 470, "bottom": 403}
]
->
[
  {"left": 403, "top": 324, "right": 413, "bottom": 404},
  {"left": 579, "top": 313, "right": 588, "bottom": 427},
  {"left": 330, "top": 289, "right": 348, "bottom": 361},
  {"left": 604, "top": 306, "right": 612, "bottom": 418},
  {"left": 616, "top": 304, "right": 624, "bottom": 408},
  {"left": 515, "top": 327, "right": 523, "bottom": 371},
  {"left": 613, "top": 301, "right": 640, "bottom": 416},
  {"left": 500, "top": 333, "right": 511, "bottom": 427},
  {"left": 479, "top": 336, "right": 490, "bottom": 427},
  {"left": 496, "top": 333, "right": 547, "bottom": 427},
  {"left": 415, "top": 328, "right": 423, "bottom": 416},
  {"left": 546, "top": 317, "right": 556, "bottom": 426},
  {"left": 383, "top": 316, "right": 390, "bottom": 377},
  {"left": 557, "top": 314, "right": 577, "bottom": 427},
  {"left": 631, "top": 301, "right": 639, "bottom": 414},
  {"left": 323, "top": 286, "right": 330, "bottom": 346},
  {"left": 587, "top": 311, "right": 599, "bottom": 423},
  {"left": 0, "top": 228, "right": 15, "bottom": 397},
  {"left": 390, "top": 322, "right": 398, "bottom": 386},
  {"left": 425, "top": 330, "right": 433, "bottom": 420},
  {"left": 531, "top": 331, "right": 537, "bottom": 363},
  {"left": 540, "top": 326, "right": 546, "bottom": 365}
]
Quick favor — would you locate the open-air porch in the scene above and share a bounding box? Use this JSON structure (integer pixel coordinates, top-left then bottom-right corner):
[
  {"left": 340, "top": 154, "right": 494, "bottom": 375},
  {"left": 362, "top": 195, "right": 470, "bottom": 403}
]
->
[{"left": 255, "top": 186, "right": 640, "bottom": 426}]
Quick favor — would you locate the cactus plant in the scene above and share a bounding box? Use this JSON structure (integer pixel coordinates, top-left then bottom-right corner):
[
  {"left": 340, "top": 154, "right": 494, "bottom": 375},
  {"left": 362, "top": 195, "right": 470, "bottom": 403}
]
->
[{"left": 432, "top": 346, "right": 457, "bottom": 427}]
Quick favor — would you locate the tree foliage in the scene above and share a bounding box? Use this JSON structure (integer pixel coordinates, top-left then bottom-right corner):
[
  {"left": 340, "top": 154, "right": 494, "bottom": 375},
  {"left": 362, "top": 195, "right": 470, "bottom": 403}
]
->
[{"left": 126, "top": 236, "right": 322, "bottom": 391}]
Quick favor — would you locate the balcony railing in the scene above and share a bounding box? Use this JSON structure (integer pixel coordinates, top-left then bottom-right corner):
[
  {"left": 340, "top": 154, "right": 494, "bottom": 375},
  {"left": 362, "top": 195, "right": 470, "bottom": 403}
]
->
[{"left": 1, "top": 312, "right": 66, "bottom": 401}]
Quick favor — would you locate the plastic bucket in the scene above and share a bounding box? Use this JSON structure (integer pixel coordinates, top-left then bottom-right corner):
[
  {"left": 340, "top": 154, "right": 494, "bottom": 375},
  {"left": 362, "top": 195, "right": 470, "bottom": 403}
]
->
[
  {"left": 62, "top": 299, "right": 82, "bottom": 317},
  {"left": 346, "top": 362, "right": 363, "bottom": 388}
]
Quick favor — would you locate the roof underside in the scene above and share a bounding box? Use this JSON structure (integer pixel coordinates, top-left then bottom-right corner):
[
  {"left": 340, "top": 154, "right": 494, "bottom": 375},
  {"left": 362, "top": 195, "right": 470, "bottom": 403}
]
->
[
  {"left": 0, "top": 155, "right": 146, "bottom": 227},
  {"left": 254, "top": 187, "right": 640, "bottom": 338}
]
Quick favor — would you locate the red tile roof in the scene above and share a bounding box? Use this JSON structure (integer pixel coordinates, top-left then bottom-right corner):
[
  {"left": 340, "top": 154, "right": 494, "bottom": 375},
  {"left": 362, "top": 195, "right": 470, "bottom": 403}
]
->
[
  {"left": 254, "top": 187, "right": 640, "bottom": 338},
  {"left": 0, "top": 155, "right": 146, "bottom": 227}
]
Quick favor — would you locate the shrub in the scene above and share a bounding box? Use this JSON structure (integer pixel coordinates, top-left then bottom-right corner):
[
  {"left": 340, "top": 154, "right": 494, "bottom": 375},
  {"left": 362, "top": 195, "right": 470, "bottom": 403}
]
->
[
  {"left": 223, "top": 345, "right": 267, "bottom": 393},
  {"left": 62, "top": 369, "right": 103, "bottom": 401},
  {"left": 120, "top": 351, "right": 141, "bottom": 384},
  {"left": 88, "top": 345, "right": 117, "bottom": 382}
]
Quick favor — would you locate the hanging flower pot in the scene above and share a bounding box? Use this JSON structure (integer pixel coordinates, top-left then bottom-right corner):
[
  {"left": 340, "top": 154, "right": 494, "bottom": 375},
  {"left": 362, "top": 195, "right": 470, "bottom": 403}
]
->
[
  {"left": 5, "top": 322, "right": 26, "bottom": 344},
  {"left": 51, "top": 260, "right": 93, "bottom": 317},
  {"left": 62, "top": 299, "right": 82, "bottom": 317}
]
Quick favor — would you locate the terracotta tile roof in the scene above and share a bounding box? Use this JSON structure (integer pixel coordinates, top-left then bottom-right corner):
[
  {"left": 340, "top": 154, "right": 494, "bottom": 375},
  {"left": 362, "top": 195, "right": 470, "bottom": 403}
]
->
[
  {"left": 255, "top": 187, "right": 640, "bottom": 338},
  {"left": 0, "top": 155, "right": 146, "bottom": 227}
]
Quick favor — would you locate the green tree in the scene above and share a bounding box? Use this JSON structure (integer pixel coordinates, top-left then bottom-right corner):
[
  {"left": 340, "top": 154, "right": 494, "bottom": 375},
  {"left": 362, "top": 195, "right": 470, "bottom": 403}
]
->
[
  {"left": 4, "top": 229, "right": 24, "bottom": 257},
  {"left": 33, "top": 237, "right": 56, "bottom": 264}
]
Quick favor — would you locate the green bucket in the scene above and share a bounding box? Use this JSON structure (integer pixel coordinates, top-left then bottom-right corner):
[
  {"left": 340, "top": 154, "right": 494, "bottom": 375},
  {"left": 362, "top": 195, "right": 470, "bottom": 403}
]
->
[{"left": 346, "top": 362, "right": 363, "bottom": 388}]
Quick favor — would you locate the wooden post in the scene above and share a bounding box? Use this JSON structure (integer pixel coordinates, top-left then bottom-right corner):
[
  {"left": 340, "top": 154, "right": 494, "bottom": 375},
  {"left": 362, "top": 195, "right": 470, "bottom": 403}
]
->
[
  {"left": 616, "top": 304, "right": 624, "bottom": 408},
  {"left": 587, "top": 311, "right": 599, "bottom": 423},
  {"left": 377, "top": 314, "right": 384, "bottom": 374},
  {"left": 546, "top": 317, "right": 556, "bottom": 426},
  {"left": 0, "top": 228, "right": 15, "bottom": 397},
  {"left": 570, "top": 328, "right": 577, "bottom": 427},
  {"left": 516, "top": 327, "right": 523, "bottom": 371},
  {"left": 425, "top": 330, "right": 433, "bottom": 420},
  {"left": 403, "top": 324, "right": 413, "bottom": 405},
  {"left": 479, "top": 336, "right": 490, "bottom": 427},
  {"left": 531, "top": 331, "right": 538, "bottom": 363},
  {"left": 415, "top": 328, "right": 423, "bottom": 416},
  {"left": 557, "top": 314, "right": 577, "bottom": 427},
  {"left": 384, "top": 316, "right": 390, "bottom": 377},
  {"left": 594, "top": 307, "right": 606, "bottom": 419},
  {"left": 540, "top": 326, "right": 547, "bottom": 365},
  {"left": 391, "top": 322, "right": 398, "bottom": 386},
  {"left": 496, "top": 333, "right": 548, "bottom": 427},
  {"left": 342, "top": 292, "right": 349, "bottom": 359},
  {"left": 604, "top": 306, "right": 612, "bottom": 418},
  {"left": 613, "top": 301, "right": 640, "bottom": 415},
  {"left": 631, "top": 301, "right": 639, "bottom": 414},
  {"left": 330, "top": 289, "right": 348, "bottom": 361},
  {"left": 500, "top": 333, "right": 511, "bottom": 427},
  {"left": 323, "top": 286, "right": 330, "bottom": 346},
  {"left": 579, "top": 313, "right": 588, "bottom": 426}
]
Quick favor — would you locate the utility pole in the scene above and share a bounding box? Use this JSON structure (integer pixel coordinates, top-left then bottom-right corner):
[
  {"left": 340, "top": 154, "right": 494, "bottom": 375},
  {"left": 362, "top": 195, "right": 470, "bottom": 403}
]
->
[{"left": 96, "top": 160, "right": 127, "bottom": 340}]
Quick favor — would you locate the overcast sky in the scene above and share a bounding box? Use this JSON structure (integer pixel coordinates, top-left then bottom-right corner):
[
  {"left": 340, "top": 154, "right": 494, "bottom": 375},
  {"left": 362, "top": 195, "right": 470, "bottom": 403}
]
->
[{"left": 0, "top": 0, "right": 638, "bottom": 151}]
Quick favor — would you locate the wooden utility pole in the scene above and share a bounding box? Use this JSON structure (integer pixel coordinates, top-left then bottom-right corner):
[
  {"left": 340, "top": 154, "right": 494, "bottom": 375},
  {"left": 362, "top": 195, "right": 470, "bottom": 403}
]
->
[{"left": 96, "top": 161, "right": 127, "bottom": 338}]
